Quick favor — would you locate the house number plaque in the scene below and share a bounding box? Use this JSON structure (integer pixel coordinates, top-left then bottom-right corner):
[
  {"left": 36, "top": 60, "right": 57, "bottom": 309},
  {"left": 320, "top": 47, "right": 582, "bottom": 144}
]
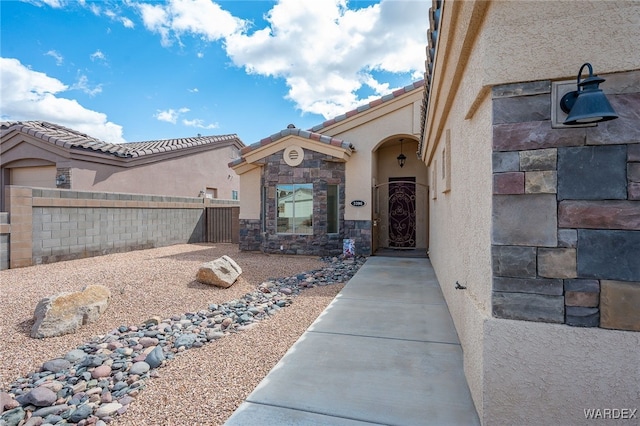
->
[{"left": 350, "top": 200, "right": 366, "bottom": 207}]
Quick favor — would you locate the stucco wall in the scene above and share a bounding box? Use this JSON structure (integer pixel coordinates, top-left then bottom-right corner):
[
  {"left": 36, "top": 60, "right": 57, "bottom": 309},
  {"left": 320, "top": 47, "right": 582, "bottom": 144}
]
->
[
  {"left": 480, "top": 1, "right": 640, "bottom": 86},
  {"left": 238, "top": 167, "right": 262, "bottom": 220},
  {"left": 428, "top": 94, "right": 494, "bottom": 417},
  {"left": 1, "top": 134, "right": 240, "bottom": 200},
  {"left": 423, "top": 0, "right": 640, "bottom": 423},
  {"left": 71, "top": 147, "right": 239, "bottom": 199},
  {"left": 483, "top": 319, "right": 640, "bottom": 425},
  {"left": 323, "top": 97, "right": 423, "bottom": 222}
]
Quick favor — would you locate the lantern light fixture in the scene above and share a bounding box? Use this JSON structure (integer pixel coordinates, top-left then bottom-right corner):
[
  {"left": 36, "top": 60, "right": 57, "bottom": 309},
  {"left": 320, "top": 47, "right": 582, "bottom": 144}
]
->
[
  {"left": 560, "top": 63, "right": 618, "bottom": 125},
  {"left": 397, "top": 139, "right": 406, "bottom": 168}
]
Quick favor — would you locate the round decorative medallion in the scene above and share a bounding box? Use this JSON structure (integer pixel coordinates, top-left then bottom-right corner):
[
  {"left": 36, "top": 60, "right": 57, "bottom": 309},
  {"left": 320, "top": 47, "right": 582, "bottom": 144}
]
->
[{"left": 283, "top": 145, "right": 304, "bottom": 167}]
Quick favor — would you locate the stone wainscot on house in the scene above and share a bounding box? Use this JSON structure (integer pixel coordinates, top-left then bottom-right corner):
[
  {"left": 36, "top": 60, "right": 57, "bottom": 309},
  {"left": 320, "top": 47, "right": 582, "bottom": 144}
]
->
[
  {"left": 0, "top": 121, "right": 244, "bottom": 210},
  {"left": 230, "top": 80, "right": 427, "bottom": 257}
]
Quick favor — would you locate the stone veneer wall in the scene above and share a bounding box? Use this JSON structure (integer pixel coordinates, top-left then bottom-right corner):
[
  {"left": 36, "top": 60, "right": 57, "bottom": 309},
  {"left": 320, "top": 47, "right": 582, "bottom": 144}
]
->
[
  {"left": 55, "top": 167, "right": 71, "bottom": 189},
  {"left": 238, "top": 149, "right": 361, "bottom": 256},
  {"left": 491, "top": 70, "right": 640, "bottom": 332},
  {"left": 238, "top": 219, "right": 262, "bottom": 252},
  {"left": 343, "top": 220, "right": 372, "bottom": 256}
]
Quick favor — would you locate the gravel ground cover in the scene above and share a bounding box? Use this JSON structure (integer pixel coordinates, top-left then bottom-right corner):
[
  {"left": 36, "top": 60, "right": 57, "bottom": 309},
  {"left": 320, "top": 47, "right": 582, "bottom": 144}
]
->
[{"left": 0, "top": 244, "right": 347, "bottom": 425}]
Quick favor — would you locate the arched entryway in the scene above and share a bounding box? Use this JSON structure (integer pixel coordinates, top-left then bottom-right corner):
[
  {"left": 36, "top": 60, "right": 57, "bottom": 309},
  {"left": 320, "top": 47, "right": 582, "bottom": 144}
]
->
[{"left": 371, "top": 137, "right": 429, "bottom": 257}]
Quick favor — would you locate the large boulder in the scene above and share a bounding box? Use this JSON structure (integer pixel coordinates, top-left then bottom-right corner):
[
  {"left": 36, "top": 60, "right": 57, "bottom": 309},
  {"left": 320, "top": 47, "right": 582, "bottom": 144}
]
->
[
  {"left": 31, "top": 285, "right": 111, "bottom": 338},
  {"left": 196, "top": 255, "right": 242, "bottom": 288}
]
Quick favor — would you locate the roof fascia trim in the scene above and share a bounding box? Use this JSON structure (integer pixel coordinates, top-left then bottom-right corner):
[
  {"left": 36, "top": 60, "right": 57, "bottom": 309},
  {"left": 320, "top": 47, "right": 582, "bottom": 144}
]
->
[
  {"left": 243, "top": 135, "right": 352, "bottom": 165},
  {"left": 311, "top": 83, "right": 425, "bottom": 136}
]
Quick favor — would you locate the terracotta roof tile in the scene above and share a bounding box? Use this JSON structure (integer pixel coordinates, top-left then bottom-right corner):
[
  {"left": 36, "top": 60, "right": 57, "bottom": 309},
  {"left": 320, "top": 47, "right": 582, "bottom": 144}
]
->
[
  {"left": 227, "top": 126, "right": 355, "bottom": 168},
  {"left": 1, "top": 121, "right": 243, "bottom": 159}
]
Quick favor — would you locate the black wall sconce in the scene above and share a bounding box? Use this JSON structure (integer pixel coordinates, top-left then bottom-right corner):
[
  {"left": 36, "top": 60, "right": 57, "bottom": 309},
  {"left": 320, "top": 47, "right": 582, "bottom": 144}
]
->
[
  {"left": 397, "top": 138, "right": 406, "bottom": 168},
  {"left": 55, "top": 174, "right": 66, "bottom": 187},
  {"left": 560, "top": 63, "right": 618, "bottom": 125}
]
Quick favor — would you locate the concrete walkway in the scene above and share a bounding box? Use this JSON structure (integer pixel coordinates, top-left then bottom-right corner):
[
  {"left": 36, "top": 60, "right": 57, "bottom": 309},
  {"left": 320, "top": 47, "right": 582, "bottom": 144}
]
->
[{"left": 225, "top": 256, "right": 480, "bottom": 426}]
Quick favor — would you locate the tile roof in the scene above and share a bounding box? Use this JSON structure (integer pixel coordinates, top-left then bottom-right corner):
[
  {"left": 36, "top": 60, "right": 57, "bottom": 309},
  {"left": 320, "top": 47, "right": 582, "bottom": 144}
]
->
[
  {"left": 228, "top": 126, "right": 354, "bottom": 167},
  {"left": 419, "top": 0, "right": 443, "bottom": 154},
  {"left": 1, "top": 121, "right": 242, "bottom": 158},
  {"left": 229, "top": 80, "right": 424, "bottom": 168},
  {"left": 310, "top": 80, "right": 425, "bottom": 133}
]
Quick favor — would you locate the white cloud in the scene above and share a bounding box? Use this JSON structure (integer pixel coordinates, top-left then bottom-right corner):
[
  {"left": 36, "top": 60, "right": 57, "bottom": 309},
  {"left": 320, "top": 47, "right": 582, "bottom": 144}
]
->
[
  {"left": 182, "top": 118, "right": 218, "bottom": 129},
  {"left": 89, "top": 2, "right": 101, "bottom": 15},
  {"left": 154, "top": 107, "right": 190, "bottom": 124},
  {"left": 138, "top": 0, "right": 246, "bottom": 47},
  {"left": 139, "top": 0, "right": 428, "bottom": 119},
  {"left": 188, "top": 88, "right": 199, "bottom": 93},
  {"left": 121, "top": 16, "right": 135, "bottom": 28},
  {"left": 225, "top": 0, "right": 428, "bottom": 118},
  {"left": 71, "top": 74, "right": 103, "bottom": 96},
  {"left": 82, "top": 2, "right": 135, "bottom": 29},
  {"left": 138, "top": 3, "right": 171, "bottom": 46},
  {"left": 22, "top": 0, "right": 64, "bottom": 8},
  {"left": 45, "top": 50, "right": 64, "bottom": 66},
  {"left": 0, "top": 57, "right": 125, "bottom": 143},
  {"left": 154, "top": 107, "right": 216, "bottom": 129},
  {"left": 90, "top": 49, "right": 107, "bottom": 62}
]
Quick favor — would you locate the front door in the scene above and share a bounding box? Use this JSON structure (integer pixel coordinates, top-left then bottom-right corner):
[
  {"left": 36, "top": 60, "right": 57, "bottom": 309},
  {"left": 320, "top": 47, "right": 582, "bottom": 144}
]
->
[{"left": 388, "top": 177, "right": 416, "bottom": 248}]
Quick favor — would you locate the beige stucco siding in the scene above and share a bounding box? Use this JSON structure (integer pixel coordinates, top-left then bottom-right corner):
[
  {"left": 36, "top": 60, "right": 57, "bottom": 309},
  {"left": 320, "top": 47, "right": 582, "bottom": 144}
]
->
[
  {"left": 70, "top": 147, "right": 239, "bottom": 199},
  {"left": 239, "top": 167, "right": 262, "bottom": 220},
  {"left": 428, "top": 94, "right": 493, "bottom": 418},
  {"left": 483, "top": 320, "right": 640, "bottom": 424},
  {"left": 324, "top": 96, "right": 423, "bottom": 221},
  {"left": 424, "top": 0, "right": 640, "bottom": 423},
  {"left": 481, "top": 1, "right": 640, "bottom": 86},
  {"left": 1, "top": 128, "right": 242, "bottom": 202},
  {"left": 10, "top": 166, "right": 57, "bottom": 188}
]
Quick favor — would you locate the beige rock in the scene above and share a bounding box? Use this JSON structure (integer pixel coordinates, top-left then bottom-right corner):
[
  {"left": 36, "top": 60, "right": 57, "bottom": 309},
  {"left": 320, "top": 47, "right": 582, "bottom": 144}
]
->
[
  {"left": 31, "top": 285, "right": 111, "bottom": 338},
  {"left": 601, "top": 280, "right": 640, "bottom": 331},
  {"left": 1, "top": 391, "right": 19, "bottom": 410},
  {"left": 196, "top": 255, "right": 242, "bottom": 288}
]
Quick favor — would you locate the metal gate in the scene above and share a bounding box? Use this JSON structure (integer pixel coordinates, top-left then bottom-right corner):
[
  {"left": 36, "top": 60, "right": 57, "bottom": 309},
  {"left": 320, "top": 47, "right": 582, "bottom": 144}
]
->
[
  {"left": 373, "top": 180, "right": 428, "bottom": 250},
  {"left": 205, "top": 207, "right": 239, "bottom": 243}
]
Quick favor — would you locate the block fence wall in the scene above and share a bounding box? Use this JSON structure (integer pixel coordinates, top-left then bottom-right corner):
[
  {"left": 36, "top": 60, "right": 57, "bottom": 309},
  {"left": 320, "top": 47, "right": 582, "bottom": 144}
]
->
[
  {"left": 490, "top": 69, "right": 640, "bottom": 332},
  {"left": 2, "top": 186, "right": 239, "bottom": 270}
]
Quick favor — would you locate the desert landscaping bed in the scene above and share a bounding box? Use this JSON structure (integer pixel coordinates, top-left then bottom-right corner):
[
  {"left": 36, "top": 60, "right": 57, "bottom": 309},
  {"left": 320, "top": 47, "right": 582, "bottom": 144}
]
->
[{"left": 0, "top": 244, "right": 351, "bottom": 425}]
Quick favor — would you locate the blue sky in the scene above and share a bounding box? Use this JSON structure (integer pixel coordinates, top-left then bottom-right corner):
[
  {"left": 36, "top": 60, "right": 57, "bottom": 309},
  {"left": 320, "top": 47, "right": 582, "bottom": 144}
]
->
[{"left": 1, "top": 0, "right": 428, "bottom": 145}]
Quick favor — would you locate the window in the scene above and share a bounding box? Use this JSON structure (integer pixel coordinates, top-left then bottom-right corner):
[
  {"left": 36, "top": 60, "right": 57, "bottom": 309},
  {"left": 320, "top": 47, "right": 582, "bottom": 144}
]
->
[
  {"left": 261, "top": 186, "right": 267, "bottom": 233},
  {"left": 327, "top": 185, "right": 339, "bottom": 233},
  {"left": 205, "top": 187, "right": 218, "bottom": 199},
  {"left": 442, "top": 129, "right": 451, "bottom": 193},
  {"left": 277, "top": 184, "right": 313, "bottom": 234},
  {"left": 231, "top": 190, "right": 238, "bottom": 200},
  {"left": 431, "top": 159, "right": 437, "bottom": 200}
]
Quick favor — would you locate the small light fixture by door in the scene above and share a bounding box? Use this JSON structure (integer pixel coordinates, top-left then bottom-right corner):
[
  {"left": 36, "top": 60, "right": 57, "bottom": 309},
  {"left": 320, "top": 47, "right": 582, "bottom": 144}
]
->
[{"left": 397, "top": 138, "right": 406, "bottom": 168}]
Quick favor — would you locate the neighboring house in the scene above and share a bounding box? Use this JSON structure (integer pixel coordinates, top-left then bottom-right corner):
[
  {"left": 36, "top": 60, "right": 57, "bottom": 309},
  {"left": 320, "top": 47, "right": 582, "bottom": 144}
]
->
[
  {"left": 420, "top": 1, "right": 639, "bottom": 425},
  {"left": 230, "top": 81, "right": 427, "bottom": 256},
  {"left": 0, "top": 121, "right": 244, "bottom": 210}
]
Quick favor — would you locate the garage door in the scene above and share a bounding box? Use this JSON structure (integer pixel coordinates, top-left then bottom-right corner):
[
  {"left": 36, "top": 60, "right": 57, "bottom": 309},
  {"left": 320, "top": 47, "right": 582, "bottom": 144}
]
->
[{"left": 10, "top": 166, "right": 57, "bottom": 188}]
